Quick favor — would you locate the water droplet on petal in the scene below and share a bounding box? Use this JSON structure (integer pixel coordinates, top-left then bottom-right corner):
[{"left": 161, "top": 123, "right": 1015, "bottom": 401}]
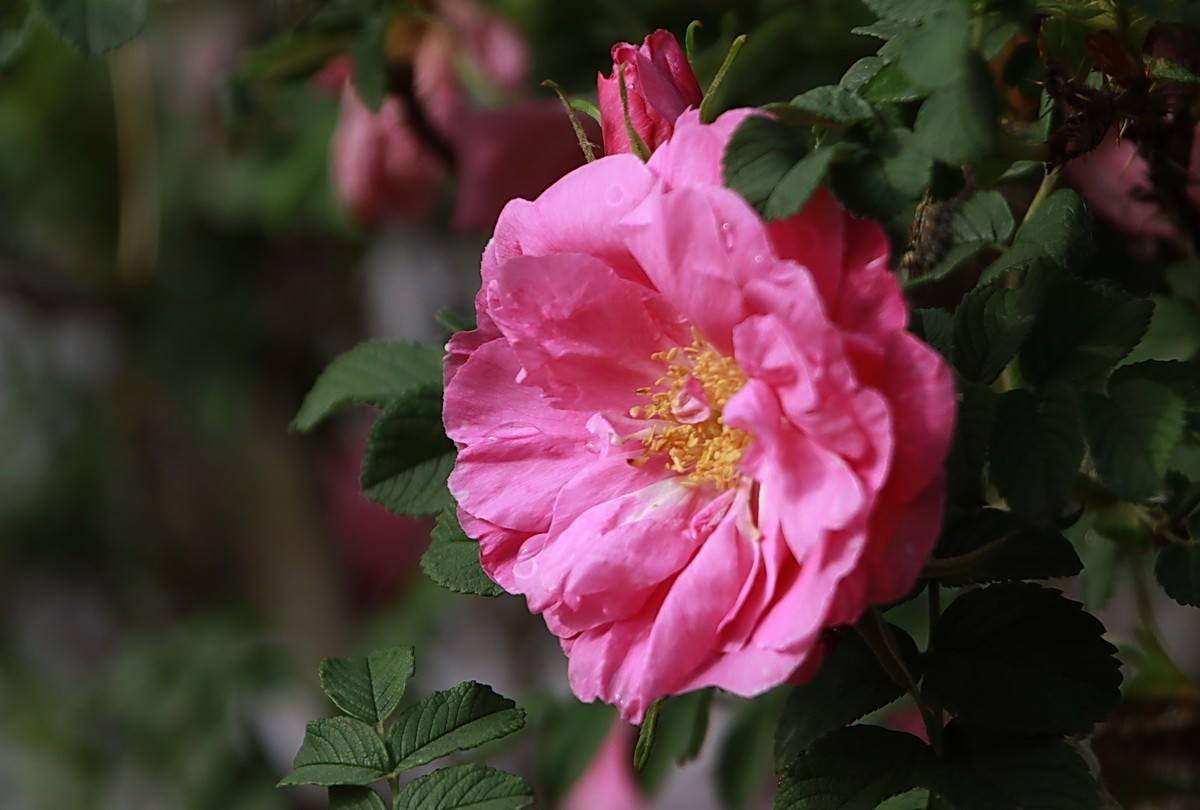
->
[
  {"left": 606, "top": 184, "right": 625, "bottom": 206},
  {"left": 489, "top": 423, "right": 541, "bottom": 440}
]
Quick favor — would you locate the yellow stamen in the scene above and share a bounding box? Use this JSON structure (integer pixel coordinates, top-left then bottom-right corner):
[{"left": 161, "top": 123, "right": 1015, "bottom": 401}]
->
[{"left": 633, "top": 329, "right": 751, "bottom": 489}]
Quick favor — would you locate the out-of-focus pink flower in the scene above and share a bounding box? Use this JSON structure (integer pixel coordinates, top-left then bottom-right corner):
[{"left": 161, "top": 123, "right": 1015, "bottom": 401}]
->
[
  {"left": 443, "top": 109, "right": 956, "bottom": 722},
  {"left": 561, "top": 721, "right": 645, "bottom": 810},
  {"left": 322, "top": 426, "right": 432, "bottom": 607},
  {"left": 331, "top": 84, "right": 447, "bottom": 224},
  {"left": 1063, "top": 127, "right": 1200, "bottom": 242},
  {"left": 328, "top": 1, "right": 583, "bottom": 231},
  {"left": 597, "top": 30, "right": 703, "bottom": 156},
  {"left": 451, "top": 101, "right": 590, "bottom": 231}
]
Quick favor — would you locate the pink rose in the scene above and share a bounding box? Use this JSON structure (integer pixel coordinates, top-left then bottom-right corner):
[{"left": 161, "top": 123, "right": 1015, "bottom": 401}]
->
[
  {"left": 597, "top": 30, "right": 703, "bottom": 156},
  {"left": 443, "top": 109, "right": 956, "bottom": 722},
  {"left": 331, "top": 83, "right": 447, "bottom": 224},
  {"left": 561, "top": 721, "right": 645, "bottom": 810},
  {"left": 329, "top": 1, "right": 584, "bottom": 230},
  {"left": 1063, "top": 127, "right": 1200, "bottom": 243}
]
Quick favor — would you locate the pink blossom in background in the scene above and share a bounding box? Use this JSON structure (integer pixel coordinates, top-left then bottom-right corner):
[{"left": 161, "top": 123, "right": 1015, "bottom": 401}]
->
[
  {"left": 331, "top": 84, "right": 447, "bottom": 224},
  {"left": 561, "top": 722, "right": 645, "bottom": 810},
  {"left": 1063, "top": 127, "right": 1200, "bottom": 243},
  {"left": 597, "top": 30, "right": 703, "bottom": 156},
  {"left": 443, "top": 109, "right": 956, "bottom": 722},
  {"left": 321, "top": 426, "right": 431, "bottom": 607},
  {"left": 327, "top": 1, "right": 585, "bottom": 230},
  {"left": 451, "top": 101, "right": 591, "bottom": 231}
]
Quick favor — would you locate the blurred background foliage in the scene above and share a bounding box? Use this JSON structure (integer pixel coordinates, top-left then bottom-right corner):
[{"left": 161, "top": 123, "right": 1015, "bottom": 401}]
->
[{"left": 1, "top": 0, "right": 1198, "bottom": 808}]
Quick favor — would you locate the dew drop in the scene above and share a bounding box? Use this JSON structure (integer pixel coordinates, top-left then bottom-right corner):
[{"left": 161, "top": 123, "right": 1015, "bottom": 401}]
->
[
  {"left": 606, "top": 184, "right": 625, "bottom": 206},
  {"left": 488, "top": 423, "right": 541, "bottom": 440}
]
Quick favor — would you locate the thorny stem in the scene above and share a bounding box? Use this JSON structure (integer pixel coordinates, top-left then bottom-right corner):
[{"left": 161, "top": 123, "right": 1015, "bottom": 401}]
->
[
  {"left": 699, "top": 35, "right": 746, "bottom": 124},
  {"left": 856, "top": 607, "right": 945, "bottom": 757},
  {"left": 542, "top": 80, "right": 597, "bottom": 163}
]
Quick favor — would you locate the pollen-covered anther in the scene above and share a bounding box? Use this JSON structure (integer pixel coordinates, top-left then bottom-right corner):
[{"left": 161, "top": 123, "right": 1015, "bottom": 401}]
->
[{"left": 633, "top": 330, "right": 751, "bottom": 489}]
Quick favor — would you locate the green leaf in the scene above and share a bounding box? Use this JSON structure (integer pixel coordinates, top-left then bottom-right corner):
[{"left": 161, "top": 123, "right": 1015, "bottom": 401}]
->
[
  {"left": 361, "top": 385, "right": 455, "bottom": 517},
  {"left": 914, "top": 60, "right": 999, "bottom": 165},
  {"left": 279, "top": 717, "right": 390, "bottom": 787},
  {"left": 388, "top": 681, "right": 525, "bottom": 772},
  {"left": 723, "top": 116, "right": 809, "bottom": 216},
  {"left": 862, "top": 0, "right": 954, "bottom": 21},
  {"left": 909, "top": 309, "right": 953, "bottom": 361},
  {"left": 933, "top": 725, "right": 1103, "bottom": 809},
  {"left": 877, "top": 789, "right": 936, "bottom": 809},
  {"left": 878, "top": 128, "right": 932, "bottom": 200},
  {"left": 634, "top": 689, "right": 714, "bottom": 790},
  {"left": 840, "top": 56, "right": 885, "bottom": 90},
  {"left": 1154, "top": 542, "right": 1200, "bottom": 607},
  {"left": 717, "top": 690, "right": 784, "bottom": 808},
  {"left": 788, "top": 85, "right": 875, "bottom": 126},
  {"left": 292, "top": 341, "right": 443, "bottom": 433},
  {"left": 351, "top": 11, "right": 388, "bottom": 111},
  {"left": 535, "top": 701, "right": 616, "bottom": 803},
  {"left": 393, "top": 764, "right": 534, "bottom": 810},
  {"left": 860, "top": 61, "right": 925, "bottom": 103},
  {"left": 989, "top": 386, "right": 1084, "bottom": 527},
  {"left": 0, "top": 0, "right": 31, "bottom": 65},
  {"left": 928, "top": 508, "right": 1083, "bottom": 585},
  {"left": 1121, "top": 295, "right": 1200, "bottom": 364},
  {"left": 895, "top": 1, "right": 971, "bottom": 90},
  {"left": 1082, "top": 382, "right": 1186, "bottom": 501},
  {"left": 319, "top": 646, "right": 416, "bottom": 725},
  {"left": 952, "top": 191, "right": 1015, "bottom": 245},
  {"left": 1014, "top": 189, "right": 1092, "bottom": 271},
  {"left": 946, "top": 383, "right": 998, "bottom": 509},
  {"left": 951, "top": 285, "right": 1033, "bottom": 384},
  {"left": 763, "top": 147, "right": 838, "bottom": 221},
  {"left": 33, "top": 0, "right": 144, "bottom": 56},
  {"left": 775, "top": 725, "right": 936, "bottom": 810},
  {"left": 422, "top": 511, "right": 504, "bottom": 597},
  {"left": 1110, "top": 360, "right": 1200, "bottom": 407},
  {"left": 775, "top": 628, "right": 918, "bottom": 769},
  {"left": 329, "top": 786, "right": 387, "bottom": 810},
  {"left": 923, "top": 583, "right": 1122, "bottom": 735},
  {"left": 1147, "top": 55, "right": 1200, "bottom": 85},
  {"left": 1019, "top": 273, "right": 1153, "bottom": 385},
  {"left": 978, "top": 241, "right": 1043, "bottom": 285}
]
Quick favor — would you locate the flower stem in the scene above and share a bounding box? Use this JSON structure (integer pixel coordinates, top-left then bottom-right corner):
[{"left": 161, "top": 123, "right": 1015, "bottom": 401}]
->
[
  {"left": 699, "top": 35, "right": 746, "bottom": 124},
  {"left": 856, "top": 607, "right": 945, "bottom": 756}
]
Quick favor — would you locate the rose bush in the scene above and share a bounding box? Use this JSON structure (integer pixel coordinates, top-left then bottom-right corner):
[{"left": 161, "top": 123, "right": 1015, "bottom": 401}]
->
[
  {"left": 597, "top": 30, "right": 703, "bottom": 156},
  {"left": 442, "top": 109, "right": 956, "bottom": 722}
]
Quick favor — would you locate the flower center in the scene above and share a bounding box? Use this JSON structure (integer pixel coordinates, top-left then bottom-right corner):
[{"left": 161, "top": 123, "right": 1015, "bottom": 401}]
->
[{"left": 629, "top": 329, "right": 751, "bottom": 490}]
